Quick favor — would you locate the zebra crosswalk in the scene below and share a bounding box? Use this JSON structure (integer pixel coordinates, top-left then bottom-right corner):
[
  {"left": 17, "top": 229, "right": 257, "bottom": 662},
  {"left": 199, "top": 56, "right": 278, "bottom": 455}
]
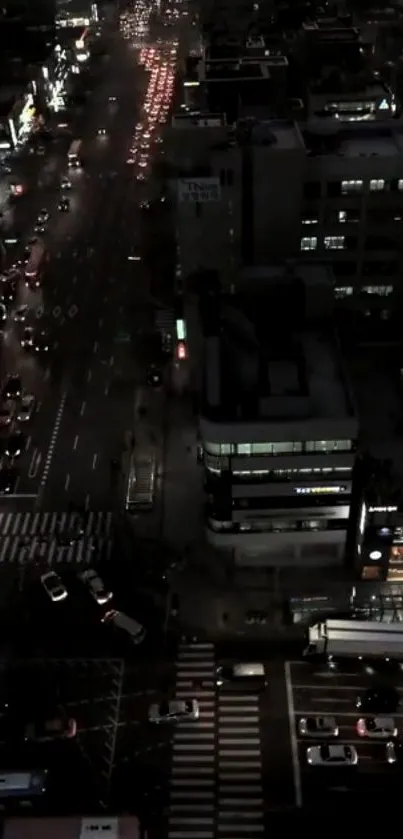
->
[
  {"left": 168, "top": 641, "right": 265, "bottom": 839},
  {"left": 0, "top": 511, "right": 113, "bottom": 565},
  {"left": 169, "top": 641, "right": 216, "bottom": 839}
]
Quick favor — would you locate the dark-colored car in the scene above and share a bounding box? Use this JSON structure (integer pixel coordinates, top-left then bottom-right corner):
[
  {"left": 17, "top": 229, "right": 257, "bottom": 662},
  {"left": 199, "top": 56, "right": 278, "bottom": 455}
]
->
[
  {"left": 4, "top": 431, "right": 25, "bottom": 459},
  {"left": 2, "top": 375, "right": 22, "bottom": 401},
  {"left": 0, "top": 468, "right": 17, "bottom": 494},
  {"left": 58, "top": 198, "right": 70, "bottom": 212},
  {"left": 0, "top": 280, "right": 16, "bottom": 304},
  {"left": 24, "top": 714, "right": 77, "bottom": 743},
  {"left": 33, "top": 331, "right": 50, "bottom": 353},
  {"left": 356, "top": 685, "right": 399, "bottom": 714}
]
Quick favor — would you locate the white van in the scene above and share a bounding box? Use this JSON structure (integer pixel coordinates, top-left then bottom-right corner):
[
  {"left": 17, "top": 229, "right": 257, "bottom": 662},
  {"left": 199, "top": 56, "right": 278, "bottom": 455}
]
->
[
  {"left": 216, "top": 662, "right": 267, "bottom": 690},
  {"left": 102, "top": 609, "right": 146, "bottom": 644}
]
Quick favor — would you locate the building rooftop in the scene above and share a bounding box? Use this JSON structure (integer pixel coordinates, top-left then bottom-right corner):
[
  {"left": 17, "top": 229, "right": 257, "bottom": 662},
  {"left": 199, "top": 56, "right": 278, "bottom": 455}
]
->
[
  {"left": 250, "top": 119, "right": 303, "bottom": 149},
  {"left": 201, "top": 267, "right": 355, "bottom": 425},
  {"left": 302, "top": 120, "right": 403, "bottom": 158}
]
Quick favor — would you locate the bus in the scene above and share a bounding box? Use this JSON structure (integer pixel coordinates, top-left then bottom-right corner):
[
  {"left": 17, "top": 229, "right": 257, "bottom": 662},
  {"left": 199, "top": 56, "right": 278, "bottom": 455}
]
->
[
  {"left": 67, "top": 139, "right": 82, "bottom": 168},
  {"left": 24, "top": 242, "right": 46, "bottom": 287},
  {"left": 125, "top": 454, "right": 156, "bottom": 512},
  {"left": 0, "top": 769, "right": 48, "bottom": 801}
]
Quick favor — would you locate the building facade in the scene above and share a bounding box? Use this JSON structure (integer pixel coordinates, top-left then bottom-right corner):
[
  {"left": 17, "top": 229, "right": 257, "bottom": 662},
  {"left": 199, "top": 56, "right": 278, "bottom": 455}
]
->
[{"left": 198, "top": 266, "right": 358, "bottom": 567}]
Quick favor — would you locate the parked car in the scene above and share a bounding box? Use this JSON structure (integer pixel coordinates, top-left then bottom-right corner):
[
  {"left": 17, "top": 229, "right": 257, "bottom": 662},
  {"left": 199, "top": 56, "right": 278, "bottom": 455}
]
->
[
  {"left": 298, "top": 716, "right": 339, "bottom": 738},
  {"left": 25, "top": 715, "right": 77, "bottom": 743},
  {"left": 306, "top": 744, "right": 358, "bottom": 767},
  {"left": 356, "top": 716, "right": 398, "bottom": 739},
  {"left": 356, "top": 686, "right": 399, "bottom": 714}
]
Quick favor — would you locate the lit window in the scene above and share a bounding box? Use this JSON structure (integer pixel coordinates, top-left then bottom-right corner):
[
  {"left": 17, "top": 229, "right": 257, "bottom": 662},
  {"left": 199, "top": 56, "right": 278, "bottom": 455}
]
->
[
  {"left": 338, "top": 211, "right": 347, "bottom": 223},
  {"left": 237, "top": 444, "right": 252, "bottom": 455},
  {"left": 300, "top": 236, "right": 317, "bottom": 251},
  {"left": 334, "top": 286, "right": 353, "bottom": 299},
  {"left": 369, "top": 179, "right": 385, "bottom": 192},
  {"left": 324, "top": 235, "right": 345, "bottom": 250},
  {"left": 341, "top": 179, "right": 363, "bottom": 194},
  {"left": 362, "top": 285, "right": 393, "bottom": 296},
  {"left": 398, "top": 180, "right": 403, "bottom": 191},
  {"left": 301, "top": 218, "right": 318, "bottom": 225}
]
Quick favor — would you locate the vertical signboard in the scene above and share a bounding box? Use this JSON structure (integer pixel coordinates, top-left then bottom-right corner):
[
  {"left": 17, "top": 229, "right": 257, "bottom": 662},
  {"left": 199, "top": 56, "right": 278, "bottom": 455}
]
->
[{"left": 178, "top": 177, "right": 221, "bottom": 203}]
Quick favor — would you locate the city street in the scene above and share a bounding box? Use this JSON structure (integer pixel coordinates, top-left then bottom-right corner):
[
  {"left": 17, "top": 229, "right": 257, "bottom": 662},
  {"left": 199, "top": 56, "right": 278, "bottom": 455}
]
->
[{"left": 0, "top": 0, "right": 180, "bottom": 517}]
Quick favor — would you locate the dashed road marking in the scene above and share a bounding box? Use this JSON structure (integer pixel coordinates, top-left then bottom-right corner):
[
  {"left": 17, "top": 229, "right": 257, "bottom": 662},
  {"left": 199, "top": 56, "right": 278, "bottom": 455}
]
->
[{"left": 39, "top": 391, "right": 67, "bottom": 490}]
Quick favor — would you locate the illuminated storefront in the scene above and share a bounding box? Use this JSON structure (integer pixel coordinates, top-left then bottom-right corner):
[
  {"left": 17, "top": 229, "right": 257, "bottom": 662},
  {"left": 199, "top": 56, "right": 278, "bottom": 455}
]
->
[{"left": 356, "top": 501, "right": 403, "bottom": 581}]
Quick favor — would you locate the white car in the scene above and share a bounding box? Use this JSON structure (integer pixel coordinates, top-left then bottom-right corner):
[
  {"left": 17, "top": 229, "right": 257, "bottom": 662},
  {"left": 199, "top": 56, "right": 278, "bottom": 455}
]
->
[
  {"left": 148, "top": 698, "right": 199, "bottom": 724},
  {"left": 41, "top": 571, "right": 68, "bottom": 603},
  {"left": 298, "top": 716, "right": 338, "bottom": 738},
  {"left": 307, "top": 744, "right": 358, "bottom": 767},
  {"left": 17, "top": 394, "right": 35, "bottom": 423},
  {"left": 79, "top": 569, "right": 112, "bottom": 605},
  {"left": 356, "top": 716, "right": 398, "bottom": 739}
]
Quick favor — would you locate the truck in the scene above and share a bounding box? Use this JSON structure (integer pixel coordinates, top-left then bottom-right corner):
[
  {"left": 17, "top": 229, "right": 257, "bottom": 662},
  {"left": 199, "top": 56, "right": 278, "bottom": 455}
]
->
[{"left": 304, "top": 618, "right": 403, "bottom": 661}]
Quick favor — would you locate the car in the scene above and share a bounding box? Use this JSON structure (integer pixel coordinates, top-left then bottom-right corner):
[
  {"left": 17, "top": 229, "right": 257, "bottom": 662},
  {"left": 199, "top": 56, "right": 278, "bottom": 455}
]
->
[
  {"left": 0, "top": 467, "right": 17, "bottom": 494},
  {"left": 58, "top": 198, "right": 70, "bottom": 212},
  {"left": 37, "top": 209, "right": 49, "bottom": 223},
  {"left": 97, "top": 128, "right": 106, "bottom": 135},
  {"left": 148, "top": 698, "right": 199, "bottom": 724},
  {"left": 21, "top": 327, "right": 34, "bottom": 349},
  {"left": 33, "top": 331, "right": 50, "bottom": 352},
  {"left": 34, "top": 222, "right": 46, "bottom": 234},
  {"left": 17, "top": 394, "right": 35, "bottom": 423},
  {"left": 0, "top": 282, "right": 16, "bottom": 304},
  {"left": 356, "top": 685, "right": 399, "bottom": 714},
  {"left": 41, "top": 571, "right": 68, "bottom": 603},
  {"left": 108, "top": 96, "right": 117, "bottom": 102},
  {"left": 386, "top": 739, "right": 403, "bottom": 764},
  {"left": 298, "top": 716, "right": 339, "bottom": 738},
  {"left": 61, "top": 176, "right": 71, "bottom": 189},
  {"left": 2, "top": 375, "right": 22, "bottom": 400},
  {"left": 79, "top": 569, "right": 113, "bottom": 605},
  {"left": 25, "top": 715, "right": 77, "bottom": 743},
  {"left": 147, "top": 365, "right": 162, "bottom": 387},
  {"left": 0, "top": 303, "right": 6, "bottom": 324},
  {"left": 13, "top": 305, "right": 28, "bottom": 323},
  {"left": 37, "top": 145, "right": 45, "bottom": 156},
  {"left": 0, "top": 403, "right": 13, "bottom": 427},
  {"left": 356, "top": 716, "right": 398, "bottom": 739},
  {"left": 306, "top": 744, "right": 358, "bottom": 767},
  {"left": 4, "top": 431, "right": 24, "bottom": 459}
]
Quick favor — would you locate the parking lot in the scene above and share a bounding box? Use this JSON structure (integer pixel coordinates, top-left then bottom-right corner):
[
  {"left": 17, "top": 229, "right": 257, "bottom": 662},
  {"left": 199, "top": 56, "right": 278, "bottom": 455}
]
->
[
  {"left": 286, "top": 658, "right": 403, "bottom": 807},
  {"left": 0, "top": 654, "right": 176, "bottom": 816}
]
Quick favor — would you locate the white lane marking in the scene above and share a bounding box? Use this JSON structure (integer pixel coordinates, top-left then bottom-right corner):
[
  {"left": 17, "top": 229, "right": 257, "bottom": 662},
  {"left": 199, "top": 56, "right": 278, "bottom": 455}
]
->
[
  {"left": 104, "top": 383, "right": 109, "bottom": 396},
  {"left": 64, "top": 473, "right": 70, "bottom": 491},
  {"left": 28, "top": 449, "right": 41, "bottom": 479},
  {"left": 92, "top": 453, "right": 98, "bottom": 470},
  {"left": 93, "top": 340, "right": 98, "bottom": 353},
  {"left": 39, "top": 391, "right": 67, "bottom": 490},
  {"left": 285, "top": 661, "right": 302, "bottom": 809},
  {"left": 109, "top": 355, "right": 114, "bottom": 367},
  {"left": 87, "top": 369, "right": 92, "bottom": 382},
  {"left": 85, "top": 493, "right": 90, "bottom": 510},
  {"left": 80, "top": 401, "right": 86, "bottom": 416},
  {"left": 73, "top": 435, "right": 79, "bottom": 450},
  {"left": 98, "top": 318, "right": 103, "bottom": 327}
]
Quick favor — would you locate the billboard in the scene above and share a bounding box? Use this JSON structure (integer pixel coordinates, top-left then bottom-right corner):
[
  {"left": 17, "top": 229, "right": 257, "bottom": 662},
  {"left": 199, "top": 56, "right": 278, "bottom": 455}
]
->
[{"left": 178, "top": 177, "right": 221, "bottom": 203}]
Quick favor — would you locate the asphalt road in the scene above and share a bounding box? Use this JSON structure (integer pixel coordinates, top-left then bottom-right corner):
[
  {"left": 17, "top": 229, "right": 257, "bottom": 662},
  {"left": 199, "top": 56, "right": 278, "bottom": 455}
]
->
[{"left": 0, "top": 0, "right": 179, "bottom": 514}]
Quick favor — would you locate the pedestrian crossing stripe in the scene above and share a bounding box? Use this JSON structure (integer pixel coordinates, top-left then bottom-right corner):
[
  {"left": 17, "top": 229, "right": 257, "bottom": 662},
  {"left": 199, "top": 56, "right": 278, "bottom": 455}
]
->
[
  {"left": 0, "top": 511, "right": 112, "bottom": 537},
  {"left": 0, "top": 512, "right": 113, "bottom": 565}
]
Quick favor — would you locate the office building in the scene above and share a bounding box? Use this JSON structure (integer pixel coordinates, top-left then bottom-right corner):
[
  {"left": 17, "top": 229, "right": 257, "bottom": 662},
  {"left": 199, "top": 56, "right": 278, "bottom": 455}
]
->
[
  {"left": 198, "top": 265, "right": 358, "bottom": 567},
  {"left": 168, "top": 116, "right": 403, "bottom": 330}
]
